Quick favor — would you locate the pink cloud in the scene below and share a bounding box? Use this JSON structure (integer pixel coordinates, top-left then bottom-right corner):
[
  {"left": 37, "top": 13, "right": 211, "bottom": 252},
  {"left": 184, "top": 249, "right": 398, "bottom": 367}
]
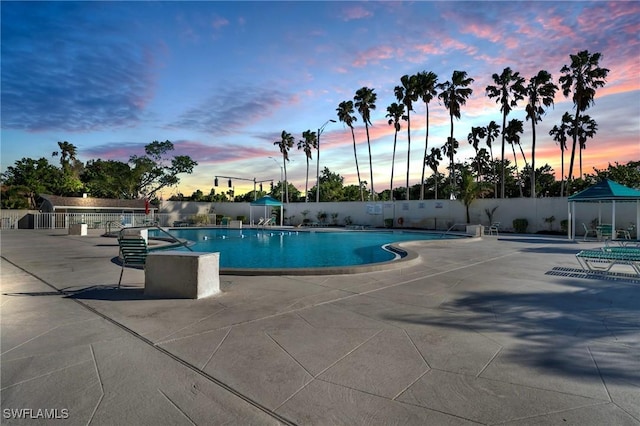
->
[
  {"left": 341, "top": 5, "right": 373, "bottom": 21},
  {"left": 352, "top": 45, "right": 397, "bottom": 67}
]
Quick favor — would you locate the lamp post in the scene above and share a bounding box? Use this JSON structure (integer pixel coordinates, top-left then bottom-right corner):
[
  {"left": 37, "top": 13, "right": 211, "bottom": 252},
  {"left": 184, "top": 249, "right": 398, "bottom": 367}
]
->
[
  {"left": 316, "top": 119, "right": 336, "bottom": 203},
  {"left": 268, "top": 157, "right": 284, "bottom": 202}
]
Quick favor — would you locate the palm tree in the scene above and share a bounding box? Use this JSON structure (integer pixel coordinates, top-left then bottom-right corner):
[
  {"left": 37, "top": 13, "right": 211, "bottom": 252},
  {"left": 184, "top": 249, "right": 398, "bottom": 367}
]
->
[
  {"left": 336, "top": 100, "right": 364, "bottom": 201},
  {"left": 504, "top": 119, "right": 524, "bottom": 197},
  {"left": 394, "top": 75, "right": 418, "bottom": 200},
  {"left": 57, "top": 141, "right": 78, "bottom": 170},
  {"left": 460, "top": 168, "right": 489, "bottom": 223},
  {"left": 415, "top": 71, "right": 438, "bottom": 200},
  {"left": 525, "top": 70, "right": 558, "bottom": 198},
  {"left": 575, "top": 114, "right": 598, "bottom": 178},
  {"left": 386, "top": 102, "right": 405, "bottom": 199},
  {"left": 273, "top": 130, "right": 295, "bottom": 203},
  {"left": 425, "top": 147, "right": 442, "bottom": 199},
  {"left": 437, "top": 70, "right": 474, "bottom": 196},
  {"left": 486, "top": 67, "right": 526, "bottom": 198},
  {"left": 467, "top": 126, "right": 486, "bottom": 182},
  {"left": 484, "top": 121, "right": 501, "bottom": 198},
  {"left": 354, "top": 87, "right": 377, "bottom": 200},
  {"left": 297, "top": 130, "right": 317, "bottom": 202},
  {"left": 442, "top": 136, "right": 459, "bottom": 195},
  {"left": 559, "top": 50, "right": 609, "bottom": 188},
  {"left": 549, "top": 112, "right": 572, "bottom": 197}
]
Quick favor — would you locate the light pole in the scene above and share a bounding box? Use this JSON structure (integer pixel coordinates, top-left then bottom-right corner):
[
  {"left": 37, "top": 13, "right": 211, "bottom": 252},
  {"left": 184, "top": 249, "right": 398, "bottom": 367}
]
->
[
  {"left": 268, "top": 157, "right": 284, "bottom": 202},
  {"left": 316, "top": 119, "right": 336, "bottom": 203}
]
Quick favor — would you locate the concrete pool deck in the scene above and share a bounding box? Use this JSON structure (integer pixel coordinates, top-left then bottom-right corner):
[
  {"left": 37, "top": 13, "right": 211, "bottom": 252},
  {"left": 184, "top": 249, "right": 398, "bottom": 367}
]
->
[{"left": 1, "top": 229, "right": 638, "bottom": 425}]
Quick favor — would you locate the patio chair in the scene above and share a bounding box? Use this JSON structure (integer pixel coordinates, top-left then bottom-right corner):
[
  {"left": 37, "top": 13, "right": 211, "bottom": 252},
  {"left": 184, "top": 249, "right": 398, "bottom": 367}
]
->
[
  {"left": 582, "top": 223, "right": 598, "bottom": 241},
  {"left": 256, "top": 217, "right": 266, "bottom": 226},
  {"left": 264, "top": 217, "right": 276, "bottom": 226},
  {"left": 487, "top": 222, "right": 500, "bottom": 236},
  {"left": 118, "top": 236, "right": 148, "bottom": 288}
]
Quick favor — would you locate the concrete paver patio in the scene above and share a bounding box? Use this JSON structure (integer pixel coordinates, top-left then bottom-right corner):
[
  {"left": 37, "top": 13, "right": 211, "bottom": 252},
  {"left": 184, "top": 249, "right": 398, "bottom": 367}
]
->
[{"left": 1, "top": 229, "right": 638, "bottom": 425}]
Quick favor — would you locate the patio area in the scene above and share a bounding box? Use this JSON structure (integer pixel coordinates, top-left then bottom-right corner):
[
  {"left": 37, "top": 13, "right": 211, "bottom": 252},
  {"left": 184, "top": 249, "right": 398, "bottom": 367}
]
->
[{"left": 1, "top": 229, "right": 638, "bottom": 425}]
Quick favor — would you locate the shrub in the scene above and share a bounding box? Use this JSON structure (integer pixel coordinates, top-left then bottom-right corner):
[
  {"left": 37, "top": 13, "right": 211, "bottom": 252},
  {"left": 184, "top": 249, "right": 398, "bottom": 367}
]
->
[
  {"left": 513, "top": 218, "right": 528, "bottom": 233},
  {"left": 384, "top": 218, "right": 394, "bottom": 228},
  {"left": 236, "top": 215, "right": 246, "bottom": 223}
]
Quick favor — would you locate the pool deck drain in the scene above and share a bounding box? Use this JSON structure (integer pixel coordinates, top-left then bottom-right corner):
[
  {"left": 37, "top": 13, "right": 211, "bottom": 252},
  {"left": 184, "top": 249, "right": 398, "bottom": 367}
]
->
[{"left": 1, "top": 229, "right": 639, "bottom": 425}]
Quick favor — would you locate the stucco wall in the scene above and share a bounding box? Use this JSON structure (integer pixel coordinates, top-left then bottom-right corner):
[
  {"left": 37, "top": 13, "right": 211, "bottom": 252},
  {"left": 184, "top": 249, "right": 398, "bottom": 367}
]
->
[{"left": 159, "top": 198, "right": 639, "bottom": 235}]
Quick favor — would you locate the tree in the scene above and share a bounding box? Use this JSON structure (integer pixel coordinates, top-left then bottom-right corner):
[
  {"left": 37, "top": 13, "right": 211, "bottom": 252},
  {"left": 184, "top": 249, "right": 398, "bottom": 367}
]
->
[
  {"left": 589, "top": 161, "right": 640, "bottom": 189},
  {"left": 386, "top": 102, "right": 405, "bottom": 200},
  {"left": 486, "top": 67, "right": 526, "bottom": 198},
  {"left": 467, "top": 126, "right": 486, "bottom": 182},
  {"left": 56, "top": 141, "right": 78, "bottom": 170},
  {"left": 425, "top": 147, "right": 442, "bottom": 199},
  {"left": 81, "top": 159, "right": 136, "bottom": 198},
  {"left": 273, "top": 131, "right": 295, "bottom": 203},
  {"left": 559, "top": 50, "right": 609, "bottom": 187},
  {"left": 484, "top": 121, "right": 501, "bottom": 198},
  {"left": 525, "top": 70, "right": 558, "bottom": 198},
  {"left": 336, "top": 100, "right": 364, "bottom": 201},
  {"left": 438, "top": 70, "right": 474, "bottom": 196},
  {"left": 1, "top": 157, "right": 63, "bottom": 208},
  {"left": 441, "top": 137, "right": 459, "bottom": 196},
  {"left": 394, "top": 74, "right": 418, "bottom": 200},
  {"left": 549, "top": 112, "right": 573, "bottom": 196},
  {"left": 354, "top": 87, "right": 377, "bottom": 200},
  {"left": 459, "top": 168, "right": 490, "bottom": 223},
  {"left": 415, "top": 71, "right": 438, "bottom": 200},
  {"left": 504, "top": 119, "right": 525, "bottom": 197},
  {"left": 297, "top": 129, "right": 317, "bottom": 202},
  {"left": 573, "top": 114, "right": 598, "bottom": 178},
  {"left": 128, "top": 140, "right": 197, "bottom": 199}
]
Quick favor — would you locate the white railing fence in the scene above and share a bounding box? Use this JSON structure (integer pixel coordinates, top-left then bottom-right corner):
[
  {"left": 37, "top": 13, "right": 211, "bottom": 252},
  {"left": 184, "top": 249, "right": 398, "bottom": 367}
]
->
[{"left": 0, "top": 211, "right": 220, "bottom": 230}]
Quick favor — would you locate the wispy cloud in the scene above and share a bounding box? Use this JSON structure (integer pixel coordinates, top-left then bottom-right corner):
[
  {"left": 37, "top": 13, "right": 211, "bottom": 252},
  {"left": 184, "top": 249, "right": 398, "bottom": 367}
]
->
[
  {"left": 167, "top": 86, "right": 298, "bottom": 135},
  {"left": 1, "top": 3, "right": 157, "bottom": 132},
  {"left": 341, "top": 5, "right": 373, "bottom": 21}
]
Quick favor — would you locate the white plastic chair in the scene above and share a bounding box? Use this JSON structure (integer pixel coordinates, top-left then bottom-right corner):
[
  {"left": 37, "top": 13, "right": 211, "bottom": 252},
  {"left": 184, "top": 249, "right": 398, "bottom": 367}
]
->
[
  {"left": 582, "top": 223, "right": 597, "bottom": 241},
  {"left": 488, "top": 222, "right": 500, "bottom": 236}
]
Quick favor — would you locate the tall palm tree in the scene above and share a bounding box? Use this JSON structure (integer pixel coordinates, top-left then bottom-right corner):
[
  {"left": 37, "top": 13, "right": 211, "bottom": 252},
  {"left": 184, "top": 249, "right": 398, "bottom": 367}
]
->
[
  {"left": 354, "top": 87, "right": 377, "bottom": 200},
  {"left": 437, "top": 70, "right": 474, "bottom": 196},
  {"left": 425, "top": 147, "right": 442, "bottom": 199},
  {"left": 297, "top": 130, "right": 317, "bottom": 202},
  {"left": 575, "top": 114, "right": 598, "bottom": 178},
  {"left": 273, "top": 130, "right": 294, "bottom": 203},
  {"left": 549, "top": 112, "right": 572, "bottom": 197},
  {"left": 504, "top": 119, "right": 524, "bottom": 197},
  {"left": 386, "top": 102, "right": 405, "bottom": 199},
  {"left": 415, "top": 71, "right": 438, "bottom": 200},
  {"left": 486, "top": 67, "right": 526, "bottom": 198},
  {"left": 559, "top": 50, "right": 609, "bottom": 188},
  {"left": 467, "top": 126, "right": 486, "bottom": 182},
  {"left": 394, "top": 75, "right": 418, "bottom": 200},
  {"left": 525, "top": 70, "right": 558, "bottom": 198},
  {"left": 441, "top": 137, "right": 459, "bottom": 195},
  {"left": 336, "top": 100, "right": 364, "bottom": 201},
  {"left": 484, "top": 121, "right": 501, "bottom": 198}
]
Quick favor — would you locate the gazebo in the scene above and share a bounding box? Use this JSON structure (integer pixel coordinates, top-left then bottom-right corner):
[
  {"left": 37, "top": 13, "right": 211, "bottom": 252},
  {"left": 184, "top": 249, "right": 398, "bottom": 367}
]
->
[
  {"left": 567, "top": 179, "right": 640, "bottom": 240},
  {"left": 249, "top": 195, "right": 283, "bottom": 226}
]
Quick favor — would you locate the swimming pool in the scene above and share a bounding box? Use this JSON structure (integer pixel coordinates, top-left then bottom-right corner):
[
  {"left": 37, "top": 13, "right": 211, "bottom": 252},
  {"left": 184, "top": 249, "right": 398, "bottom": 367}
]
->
[{"left": 152, "top": 228, "right": 460, "bottom": 273}]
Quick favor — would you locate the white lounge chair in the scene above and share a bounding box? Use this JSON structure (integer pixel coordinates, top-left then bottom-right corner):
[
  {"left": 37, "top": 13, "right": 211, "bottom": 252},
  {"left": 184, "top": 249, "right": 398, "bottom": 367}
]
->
[{"left": 582, "top": 223, "right": 598, "bottom": 241}]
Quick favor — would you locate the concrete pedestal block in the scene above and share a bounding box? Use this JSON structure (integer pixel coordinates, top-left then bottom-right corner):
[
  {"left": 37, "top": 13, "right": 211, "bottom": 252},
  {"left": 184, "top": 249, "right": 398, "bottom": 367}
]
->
[
  {"left": 466, "top": 224, "right": 485, "bottom": 237},
  {"left": 121, "top": 228, "right": 148, "bottom": 243},
  {"left": 145, "top": 251, "right": 220, "bottom": 299},
  {"left": 229, "top": 220, "right": 242, "bottom": 229},
  {"left": 69, "top": 223, "right": 88, "bottom": 236}
]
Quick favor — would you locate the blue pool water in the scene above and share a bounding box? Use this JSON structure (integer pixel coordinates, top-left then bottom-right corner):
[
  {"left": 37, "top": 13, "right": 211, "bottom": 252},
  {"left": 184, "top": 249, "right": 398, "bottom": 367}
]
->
[{"left": 152, "top": 228, "right": 457, "bottom": 269}]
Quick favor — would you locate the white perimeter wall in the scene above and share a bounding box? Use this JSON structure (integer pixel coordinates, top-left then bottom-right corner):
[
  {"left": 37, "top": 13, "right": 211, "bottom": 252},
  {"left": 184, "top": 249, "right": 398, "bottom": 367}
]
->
[{"left": 160, "top": 198, "right": 639, "bottom": 235}]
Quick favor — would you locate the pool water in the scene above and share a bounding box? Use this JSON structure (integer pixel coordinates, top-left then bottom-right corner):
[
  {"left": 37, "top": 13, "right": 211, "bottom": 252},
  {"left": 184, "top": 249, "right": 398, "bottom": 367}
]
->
[{"left": 153, "top": 228, "right": 456, "bottom": 269}]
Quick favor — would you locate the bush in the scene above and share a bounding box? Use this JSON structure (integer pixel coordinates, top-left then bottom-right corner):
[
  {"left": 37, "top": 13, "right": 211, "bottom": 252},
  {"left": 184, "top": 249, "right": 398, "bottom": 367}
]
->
[
  {"left": 513, "top": 218, "right": 528, "bottom": 233},
  {"left": 236, "top": 215, "right": 246, "bottom": 223},
  {"left": 384, "top": 218, "right": 394, "bottom": 228}
]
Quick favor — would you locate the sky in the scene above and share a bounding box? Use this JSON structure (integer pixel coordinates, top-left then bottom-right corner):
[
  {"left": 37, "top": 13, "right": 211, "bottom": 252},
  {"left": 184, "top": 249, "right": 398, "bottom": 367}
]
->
[{"left": 2, "top": 1, "right": 639, "bottom": 198}]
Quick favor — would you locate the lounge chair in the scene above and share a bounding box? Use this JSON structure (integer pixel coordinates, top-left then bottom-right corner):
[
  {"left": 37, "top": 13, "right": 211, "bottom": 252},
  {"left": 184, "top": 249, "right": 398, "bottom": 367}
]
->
[
  {"left": 264, "top": 217, "right": 276, "bottom": 226},
  {"left": 596, "top": 224, "right": 613, "bottom": 241},
  {"left": 118, "top": 236, "right": 148, "bottom": 288},
  {"left": 256, "top": 217, "right": 266, "bottom": 226},
  {"left": 582, "top": 223, "right": 598, "bottom": 241},
  {"left": 576, "top": 247, "right": 640, "bottom": 276}
]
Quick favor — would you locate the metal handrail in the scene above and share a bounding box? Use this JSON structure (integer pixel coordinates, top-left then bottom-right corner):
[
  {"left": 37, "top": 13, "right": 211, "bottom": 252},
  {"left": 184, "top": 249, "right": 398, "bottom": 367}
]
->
[{"left": 151, "top": 225, "right": 194, "bottom": 251}]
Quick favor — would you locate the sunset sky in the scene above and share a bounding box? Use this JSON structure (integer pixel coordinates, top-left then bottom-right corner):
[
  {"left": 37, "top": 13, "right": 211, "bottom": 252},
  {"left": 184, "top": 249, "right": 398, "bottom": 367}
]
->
[{"left": 2, "top": 1, "right": 638, "bottom": 198}]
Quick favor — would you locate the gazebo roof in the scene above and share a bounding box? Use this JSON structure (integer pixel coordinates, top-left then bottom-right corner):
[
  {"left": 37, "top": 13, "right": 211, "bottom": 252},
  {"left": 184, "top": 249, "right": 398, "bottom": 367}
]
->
[
  {"left": 250, "top": 195, "right": 282, "bottom": 206},
  {"left": 568, "top": 179, "right": 640, "bottom": 202}
]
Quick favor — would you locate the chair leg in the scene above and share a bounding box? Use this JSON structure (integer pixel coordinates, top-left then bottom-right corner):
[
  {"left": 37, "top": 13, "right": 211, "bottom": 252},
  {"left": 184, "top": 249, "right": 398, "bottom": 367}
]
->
[{"left": 118, "top": 266, "right": 124, "bottom": 288}]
